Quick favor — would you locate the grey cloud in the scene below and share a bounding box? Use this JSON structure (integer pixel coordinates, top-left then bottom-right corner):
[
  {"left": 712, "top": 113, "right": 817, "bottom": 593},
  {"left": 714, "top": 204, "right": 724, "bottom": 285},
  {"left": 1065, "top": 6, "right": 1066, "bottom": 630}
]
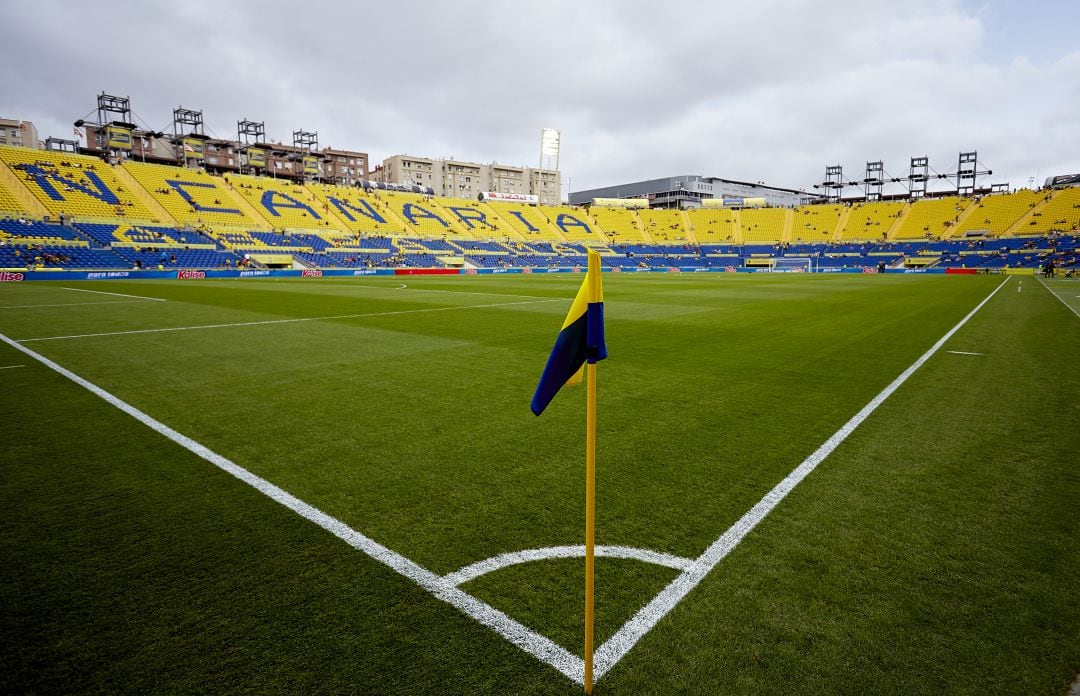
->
[{"left": 1, "top": 0, "right": 1077, "bottom": 195}]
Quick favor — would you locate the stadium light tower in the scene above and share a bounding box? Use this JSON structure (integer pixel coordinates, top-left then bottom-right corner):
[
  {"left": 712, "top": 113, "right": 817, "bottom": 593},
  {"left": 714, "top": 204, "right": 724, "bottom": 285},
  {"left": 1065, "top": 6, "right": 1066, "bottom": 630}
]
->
[
  {"left": 956, "top": 151, "right": 991, "bottom": 198},
  {"left": 293, "top": 130, "right": 319, "bottom": 181},
  {"left": 237, "top": 118, "right": 266, "bottom": 175},
  {"left": 863, "top": 161, "right": 885, "bottom": 201},
  {"left": 173, "top": 106, "right": 206, "bottom": 167},
  {"left": 908, "top": 156, "right": 929, "bottom": 200},
  {"left": 823, "top": 165, "right": 844, "bottom": 203},
  {"left": 538, "top": 128, "right": 560, "bottom": 205}
]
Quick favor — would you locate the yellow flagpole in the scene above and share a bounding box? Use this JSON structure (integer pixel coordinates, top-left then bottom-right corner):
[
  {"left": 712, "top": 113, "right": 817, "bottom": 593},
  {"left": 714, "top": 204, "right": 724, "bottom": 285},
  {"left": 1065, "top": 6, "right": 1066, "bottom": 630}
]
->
[
  {"left": 584, "top": 360, "right": 597, "bottom": 694},
  {"left": 584, "top": 248, "right": 601, "bottom": 694}
]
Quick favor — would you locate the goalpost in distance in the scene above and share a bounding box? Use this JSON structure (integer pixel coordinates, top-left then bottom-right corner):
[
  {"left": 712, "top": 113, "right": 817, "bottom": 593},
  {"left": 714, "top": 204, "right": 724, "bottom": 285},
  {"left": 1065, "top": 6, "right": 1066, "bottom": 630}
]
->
[{"left": 770, "top": 257, "right": 813, "bottom": 273}]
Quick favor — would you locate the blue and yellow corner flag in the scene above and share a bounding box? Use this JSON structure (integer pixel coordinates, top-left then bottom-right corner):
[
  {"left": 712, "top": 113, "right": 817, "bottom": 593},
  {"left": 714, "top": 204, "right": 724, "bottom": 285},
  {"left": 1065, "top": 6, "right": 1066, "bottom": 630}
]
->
[{"left": 530, "top": 249, "right": 607, "bottom": 415}]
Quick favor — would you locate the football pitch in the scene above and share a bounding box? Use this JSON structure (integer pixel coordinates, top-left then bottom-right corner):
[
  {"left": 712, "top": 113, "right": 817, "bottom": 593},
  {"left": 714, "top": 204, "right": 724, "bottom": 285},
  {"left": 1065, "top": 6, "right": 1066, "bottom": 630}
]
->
[{"left": 1, "top": 272, "right": 1078, "bottom": 694}]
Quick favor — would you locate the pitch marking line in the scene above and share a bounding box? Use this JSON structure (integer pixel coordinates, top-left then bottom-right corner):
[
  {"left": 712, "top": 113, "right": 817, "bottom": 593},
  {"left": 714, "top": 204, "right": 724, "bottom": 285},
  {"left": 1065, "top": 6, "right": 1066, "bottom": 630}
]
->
[
  {"left": 15, "top": 298, "right": 562, "bottom": 343},
  {"left": 590, "top": 275, "right": 1012, "bottom": 680},
  {"left": 60, "top": 286, "right": 166, "bottom": 302},
  {"left": 0, "top": 364, "right": 25, "bottom": 370},
  {"left": 443, "top": 546, "right": 694, "bottom": 587},
  {"left": 946, "top": 350, "right": 984, "bottom": 356},
  {"left": 0, "top": 300, "right": 154, "bottom": 310},
  {"left": 1036, "top": 277, "right": 1080, "bottom": 320},
  {"left": 0, "top": 329, "right": 586, "bottom": 684}
]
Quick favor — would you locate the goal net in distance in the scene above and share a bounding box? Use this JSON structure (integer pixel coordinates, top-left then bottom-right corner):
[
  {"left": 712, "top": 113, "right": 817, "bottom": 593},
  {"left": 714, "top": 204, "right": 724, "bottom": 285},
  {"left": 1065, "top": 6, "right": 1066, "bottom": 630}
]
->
[{"left": 771, "top": 257, "right": 813, "bottom": 273}]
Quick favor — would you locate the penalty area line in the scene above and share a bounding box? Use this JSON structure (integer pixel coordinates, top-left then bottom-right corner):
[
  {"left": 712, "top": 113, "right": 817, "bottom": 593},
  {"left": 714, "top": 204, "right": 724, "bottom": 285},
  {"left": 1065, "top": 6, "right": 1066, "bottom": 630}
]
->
[
  {"left": 0, "top": 330, "right": 586, "bottom": 684},
  {"left": 590, "top": 275, "right": 1012, "bottom": 680}
]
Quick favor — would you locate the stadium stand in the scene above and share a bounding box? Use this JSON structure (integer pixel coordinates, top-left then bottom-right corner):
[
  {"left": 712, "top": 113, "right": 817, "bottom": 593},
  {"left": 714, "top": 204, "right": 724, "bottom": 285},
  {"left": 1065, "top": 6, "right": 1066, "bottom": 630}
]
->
[
  {"left": 307, "top": 183, "right": 410, "bottom": 236},
  {"left": 590, "top": 207, "right": 645, "bottom": 243},
  {"left": 537, "top": 205, "right": 603, "bottom": 243},
  {"left": 837, "top": 201, "right": 904, "bottom": 241},
  {"left": 955, "top": 189, "right": 1046, "bottom": 237},
  {"left": 740, "top": 208, "right": 787, "bottom": 243},
  {"left": 1, "top": 141, "right": 1076, "bottom": 274},
  {"left": 686, "top": 208, "right": 737, "bottom": 244},
  {"left": 485, "top": 202, "right": 562, "bottom": 241},
  {"left": 1020, "top": 186, "right": 1080, "bottom": 236},
  {"left": 791, "top": 204, "right": 842, "bottom": 242},
  {"left": 0, "top": 146, "right": 158, "bottom": 221},
  {"left": 894, "top": 196, "right": 970, "bottom": 240},
  {"left": 123, "top": 161, "right": 265, "bottom": 229},
  {"left": 0, "top": 218, "right": 84, "bottom": 244},
  {"left": 382, "top": 192, "right": 472, "bottom": 239},
  {"left": 639, "top": 209, "right": 690, "bottom": 243},
  {"left": 225, "top": 174, "right": 344, "bottom": 230}
]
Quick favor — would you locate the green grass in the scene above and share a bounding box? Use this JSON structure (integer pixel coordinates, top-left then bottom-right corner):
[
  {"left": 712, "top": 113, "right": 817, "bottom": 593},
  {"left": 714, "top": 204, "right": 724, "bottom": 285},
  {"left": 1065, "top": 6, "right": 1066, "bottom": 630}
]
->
[{"left": 1, "top": 273, "right": 1078, "bottom": 694}]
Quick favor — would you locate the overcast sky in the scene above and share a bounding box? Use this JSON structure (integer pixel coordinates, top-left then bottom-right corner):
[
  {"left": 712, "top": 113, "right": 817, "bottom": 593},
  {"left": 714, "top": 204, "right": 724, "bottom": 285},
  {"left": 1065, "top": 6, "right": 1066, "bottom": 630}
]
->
[{"left": 2, "top": 0, "right": 1078, "bottom": 197}]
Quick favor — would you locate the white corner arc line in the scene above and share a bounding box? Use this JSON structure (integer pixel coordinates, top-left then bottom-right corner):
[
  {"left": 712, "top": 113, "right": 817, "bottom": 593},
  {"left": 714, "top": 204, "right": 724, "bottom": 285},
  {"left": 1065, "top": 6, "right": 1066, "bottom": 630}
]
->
[
  {"left": 0, "top": 330, "right": 586, "bottom": 685},
  {"left": 0, "top": 364, "right": 25, "bottom": 370},
  {"left": 591, "top": 275, "right": 1012, "bottom": 680},
  {"left": 0, "top": 300, "right": 153, "bottom": 310},
  {"left": 443, "top": 546, "right": 694, "bottom": 587},
  {"left": 15, "top": 298, "right": 561, "bottom": 343},
  {"left": 60, "top": 286, "right": 166, "bottom": 302},
  {"left": 946, "top": 350, "right": 984, "bottom": 356}
]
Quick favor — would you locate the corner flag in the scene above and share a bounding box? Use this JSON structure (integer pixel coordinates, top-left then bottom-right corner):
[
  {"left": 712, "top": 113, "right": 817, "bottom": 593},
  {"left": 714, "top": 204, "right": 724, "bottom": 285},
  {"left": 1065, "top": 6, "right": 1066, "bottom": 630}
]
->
[
  {"left": 530, "top": 250, "right": 607, "bottom": 416},
  {"left": 529, "top": 249, "right": 606, "bottom": 693}
]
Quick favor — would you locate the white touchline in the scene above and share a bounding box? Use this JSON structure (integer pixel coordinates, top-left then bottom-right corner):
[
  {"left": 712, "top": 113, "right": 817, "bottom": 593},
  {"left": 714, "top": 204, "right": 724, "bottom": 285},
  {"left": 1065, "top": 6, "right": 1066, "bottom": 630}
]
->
[
  {"left": 590, "top": 275, "right": 1011, "bottom": 680},
  {"left": 0, "top": 300, "right": 153, "bottom": 310},
  {"left": 0, "top": 330, "right": 586, "bottom": 684},
  {"left": 60, "top": 286, "right": 166, "bottom": 302},
  {"left": 443, "top": 546, "right": 694, "bottom": 587},
  {"left": 946, "top": 350, "right": 984, "bottom": 356},
  {"left": 1036, "top": 277, "right": 1080, "bottom": 320},
  {"left": 15, "top": 298, "right": 562, "bottom": 343}
]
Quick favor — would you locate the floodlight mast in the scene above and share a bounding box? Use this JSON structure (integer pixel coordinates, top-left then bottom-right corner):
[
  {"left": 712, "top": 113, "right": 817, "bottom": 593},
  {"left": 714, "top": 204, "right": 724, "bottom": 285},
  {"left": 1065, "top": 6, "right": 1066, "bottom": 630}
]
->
[
  {"left": 538, "top": 128, "right": 560, "bottom": 205},
  {"left": 909, "top": 156, "right": 929, "bottom": 200},
  {"left": 864, "top": 161, "right": 884, "bottom": 201},
  {"left": 173, "top": 107, "right": 205, "bottom": 166},
  {"left": 237, "top": 118, "right": 265, "bottom": 175}
]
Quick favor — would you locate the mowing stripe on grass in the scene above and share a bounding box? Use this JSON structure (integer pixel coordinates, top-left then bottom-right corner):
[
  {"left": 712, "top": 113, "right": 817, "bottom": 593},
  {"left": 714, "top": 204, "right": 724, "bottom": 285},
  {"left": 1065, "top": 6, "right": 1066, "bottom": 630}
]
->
[
  {"left": 307, "top": 282, "right": 552, "bottom": 300},
  {"left": 15, "top": 298, "right": 562, "bottom": 343},
  {"left": 0, "top": 329, "right": 587, "bottom": 684},
  {"left": 0, "top": 300, "right": 154, "bottom": 310},
  {"left": 443, "top": 545, "right": 695, "bottom": 587},
  {"left": 60, "top": 286, "right": 166, "bottom": 302},
  {"left": 591, "top": 275, "right": 1012, "bottom": 680}
]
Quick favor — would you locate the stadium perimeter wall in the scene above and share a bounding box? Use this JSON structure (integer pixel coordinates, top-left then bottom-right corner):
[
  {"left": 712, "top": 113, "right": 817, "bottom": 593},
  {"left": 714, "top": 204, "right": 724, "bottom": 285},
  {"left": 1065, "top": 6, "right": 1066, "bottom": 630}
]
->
[{"left": 0, "top": 266, "right": 1017, "bottom": 283}]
